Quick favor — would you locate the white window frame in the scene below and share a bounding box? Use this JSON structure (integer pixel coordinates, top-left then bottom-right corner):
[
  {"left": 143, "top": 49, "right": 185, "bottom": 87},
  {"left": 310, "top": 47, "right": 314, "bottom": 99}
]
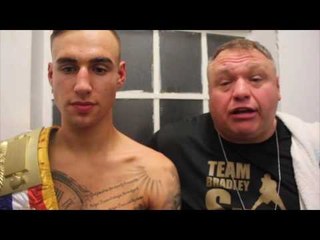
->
[{"left": 116, "top": 30, "right": 251, "bottom": 132}]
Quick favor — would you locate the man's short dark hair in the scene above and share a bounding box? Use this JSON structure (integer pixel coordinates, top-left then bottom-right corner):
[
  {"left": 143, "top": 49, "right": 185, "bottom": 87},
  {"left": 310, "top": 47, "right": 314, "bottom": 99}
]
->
[
  {"left": 210, "top": 38, "right": 274, "bottom": 62},
  {"left": 50, "top": 30, "right": 120, "bottom": 48},
  {"left": 50, "top": 30, "right": 121, "bottom": 61}
]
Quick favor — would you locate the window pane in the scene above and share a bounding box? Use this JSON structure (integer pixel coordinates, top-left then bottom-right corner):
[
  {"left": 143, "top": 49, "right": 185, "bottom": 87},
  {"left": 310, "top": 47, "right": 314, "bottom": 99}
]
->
[
  {"left": 160, "top": 31, "right": 201, "bottom": 93},
  {"left": 207, "top": 34, "right": 240, "bottom": 59},
  {"left": 117, "top": 30, "right": 153, "bottom": 92},
  {"left": 160, "top": 100, "right": 203, "bottom": 128},
  {"left": 113, "top": 99, "right": 153, "bottom": 144}
]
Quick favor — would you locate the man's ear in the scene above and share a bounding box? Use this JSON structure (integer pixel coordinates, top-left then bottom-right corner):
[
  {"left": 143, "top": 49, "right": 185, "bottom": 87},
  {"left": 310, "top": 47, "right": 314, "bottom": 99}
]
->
[
  {"left": 116, "top": 61, "right": 126, "bottom": 90},
  {"left": 48, "top": 63, "right": 53, "bottom": 88},
  {"left": 276, "top": 76, "right": 281, "bottom": 101}
]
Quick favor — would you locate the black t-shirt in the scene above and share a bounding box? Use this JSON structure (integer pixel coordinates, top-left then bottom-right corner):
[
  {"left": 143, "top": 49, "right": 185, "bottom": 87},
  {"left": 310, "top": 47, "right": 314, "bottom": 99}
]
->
[{"left": 149, "top": 113, "right": 300, "bottom": 210}]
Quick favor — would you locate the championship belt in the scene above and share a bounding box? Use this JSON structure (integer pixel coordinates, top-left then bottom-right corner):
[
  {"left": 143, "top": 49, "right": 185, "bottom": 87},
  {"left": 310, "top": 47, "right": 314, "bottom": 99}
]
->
[{"left": 0, "top": 128, "right": 42, "bottom": 197}]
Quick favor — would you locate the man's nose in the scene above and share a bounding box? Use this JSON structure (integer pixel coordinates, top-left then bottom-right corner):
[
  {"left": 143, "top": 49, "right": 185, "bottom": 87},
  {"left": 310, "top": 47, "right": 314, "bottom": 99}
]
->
[
  {"left": 74, "top": 67, "right": 92, "bottom": 97},
  {"left": 232, "top": 78, "right": 250, "bottom": 100}
]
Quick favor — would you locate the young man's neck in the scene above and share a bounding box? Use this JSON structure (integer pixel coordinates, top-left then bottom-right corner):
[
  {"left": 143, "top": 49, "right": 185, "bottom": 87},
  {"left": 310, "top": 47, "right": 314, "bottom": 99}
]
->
[{"left": 53, "top": 122, "right": 119, "bottom": 154}]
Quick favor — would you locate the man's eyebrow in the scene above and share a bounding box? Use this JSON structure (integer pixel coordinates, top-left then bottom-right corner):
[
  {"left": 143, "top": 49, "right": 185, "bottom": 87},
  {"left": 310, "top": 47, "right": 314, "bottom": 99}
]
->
[
  {"left": 56, "top": 57, "right": 114, "bottom": 65},
  {"left": 89, "top": 57, "right": 113, "bottom": 65},
  {"left": 214, "top": 68, "right": 231, "bottom": 75},
  {"left": 56, "top": 57, "right": 77, "bottom": 64}
]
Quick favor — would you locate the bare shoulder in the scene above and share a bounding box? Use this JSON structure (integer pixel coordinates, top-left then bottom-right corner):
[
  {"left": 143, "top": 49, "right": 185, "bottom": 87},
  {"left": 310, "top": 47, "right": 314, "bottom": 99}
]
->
[
  {"left": 120, "top": 132, "right": 175, "bottom": 165},
  {"left": 120, "top": 130, "right": 178, "bottom": 169},
  {"left": 119, "top": 133, "right": 181, "bottom": 209}
]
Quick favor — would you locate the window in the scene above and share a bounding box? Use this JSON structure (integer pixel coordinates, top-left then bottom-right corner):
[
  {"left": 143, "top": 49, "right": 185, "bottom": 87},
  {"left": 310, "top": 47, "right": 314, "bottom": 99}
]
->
[{"left": 53, "top": 30, "right": 248, "bottom": 144}]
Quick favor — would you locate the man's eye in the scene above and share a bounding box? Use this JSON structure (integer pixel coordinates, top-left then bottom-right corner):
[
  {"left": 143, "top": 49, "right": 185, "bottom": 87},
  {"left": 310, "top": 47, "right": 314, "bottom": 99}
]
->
[
  {"left": 250, "top": 76, "right": 262, "bottom": 82},
  {"left": 220, "top": 80, "right": 231, "bottom": 86},
  {"left": 93, "top": 66, "right": 108, "bottom": 75},
  {"left": 61, "top": 66, "right": 76, "bottom": 74}
]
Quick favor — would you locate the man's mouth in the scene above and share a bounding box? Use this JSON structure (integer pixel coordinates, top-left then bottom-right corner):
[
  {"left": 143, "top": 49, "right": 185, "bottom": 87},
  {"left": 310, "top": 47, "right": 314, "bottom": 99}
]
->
[{"left": 231, "top": 107, "right": 256, "bottom": 114}]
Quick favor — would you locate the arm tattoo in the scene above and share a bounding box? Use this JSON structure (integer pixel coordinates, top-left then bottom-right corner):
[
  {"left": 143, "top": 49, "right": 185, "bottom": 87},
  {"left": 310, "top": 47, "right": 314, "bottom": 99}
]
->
[
  {"left": 165, "top": 167, "right": 181, "bottom": 209},
  {"left": 169, "top": 192, "right": 181, "bottom": 210},
  {"left": 129, "top": 165, "right": 181, "bottom": 209}
]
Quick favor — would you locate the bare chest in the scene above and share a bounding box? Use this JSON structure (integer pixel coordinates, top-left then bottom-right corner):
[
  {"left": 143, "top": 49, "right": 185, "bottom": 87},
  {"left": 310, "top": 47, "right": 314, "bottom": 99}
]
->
[
  {"left": 51, "top": 167, "right": 148, "bottom": 210},
  {"left": 49, "top": 147, "right": 152, "bottom": 210}
]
